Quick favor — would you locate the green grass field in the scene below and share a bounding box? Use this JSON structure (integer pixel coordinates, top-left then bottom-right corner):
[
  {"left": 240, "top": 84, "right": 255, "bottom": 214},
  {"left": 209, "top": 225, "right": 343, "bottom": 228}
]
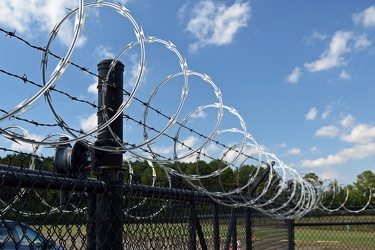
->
[
  {"left": 294, "top": 228, "right": 375, "bottom": 249},
  {"left": 32, "top": 219, "right": 375, "bottom": 249}
]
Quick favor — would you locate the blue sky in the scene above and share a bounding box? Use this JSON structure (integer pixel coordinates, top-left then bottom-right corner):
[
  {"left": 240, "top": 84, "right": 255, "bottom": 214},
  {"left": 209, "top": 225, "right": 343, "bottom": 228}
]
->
[{"left": 1, "top": 0, "right": 375, "bottom": 185}]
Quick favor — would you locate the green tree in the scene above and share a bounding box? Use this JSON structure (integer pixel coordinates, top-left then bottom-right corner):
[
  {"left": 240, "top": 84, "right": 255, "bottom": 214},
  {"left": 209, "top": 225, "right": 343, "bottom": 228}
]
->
[
  {"left": 350, "top": 170, "right": 375, "bottom": 206},
  {"left": 303, "top": 172, "right": 321, "bottom": 185}
]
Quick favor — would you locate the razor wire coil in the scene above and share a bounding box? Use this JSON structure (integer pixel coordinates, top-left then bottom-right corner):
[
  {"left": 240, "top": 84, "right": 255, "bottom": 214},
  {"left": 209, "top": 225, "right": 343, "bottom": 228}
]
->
[{"left": 0, "top": 1, "right": 373, "bottom": 219}]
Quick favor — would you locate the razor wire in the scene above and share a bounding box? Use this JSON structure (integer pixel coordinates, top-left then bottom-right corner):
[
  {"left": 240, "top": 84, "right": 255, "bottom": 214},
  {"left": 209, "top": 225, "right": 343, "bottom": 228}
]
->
[{"left": 0, "top": 1, "right": 373, "bottom": 219}]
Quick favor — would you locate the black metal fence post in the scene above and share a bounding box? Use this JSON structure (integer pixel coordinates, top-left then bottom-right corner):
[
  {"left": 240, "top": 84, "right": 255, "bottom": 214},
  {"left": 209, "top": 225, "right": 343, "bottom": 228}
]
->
[
  {"left": 246, "top": 208, "right": 253, "bottom": 250},
  {"left": 213, "top": 204, "right": 220, "bottom": 250},
  {"left": 287, "top": 219, "right": 295, "bottom": 250},
  {"left": 90, "top": 59, "right": 125, "bottom": 249},
  {"left": 224, "top": 208, "right": 237, "bottom": 250},
  {"left": 189, "top": 201, "right": 197, "bottom": 250}
]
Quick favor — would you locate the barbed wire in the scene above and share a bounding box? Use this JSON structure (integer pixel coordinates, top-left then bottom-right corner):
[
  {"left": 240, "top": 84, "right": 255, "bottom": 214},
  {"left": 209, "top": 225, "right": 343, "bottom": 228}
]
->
[{"left": 0, "top": 1, "right": 372, "bottom": 219}]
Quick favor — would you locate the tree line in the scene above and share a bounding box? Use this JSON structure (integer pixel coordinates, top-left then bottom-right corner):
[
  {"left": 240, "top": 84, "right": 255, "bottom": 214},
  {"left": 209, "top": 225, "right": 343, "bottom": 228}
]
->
[{"left": 1, "top": 153, "right": 374, "bottom": 207}]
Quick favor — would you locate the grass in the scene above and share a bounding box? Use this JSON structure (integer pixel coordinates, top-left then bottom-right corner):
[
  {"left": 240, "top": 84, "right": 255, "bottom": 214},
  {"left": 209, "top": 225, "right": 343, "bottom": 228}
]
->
[
  {"left": 31, "top": 219, "right": 375, "bottom": 249},
  {"left": 294, "top": 228, "right": 375, "bottom": 249}
]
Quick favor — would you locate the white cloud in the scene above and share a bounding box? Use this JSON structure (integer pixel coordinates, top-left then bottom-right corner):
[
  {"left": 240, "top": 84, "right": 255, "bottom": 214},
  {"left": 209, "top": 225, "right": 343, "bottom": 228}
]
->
[
  {"left": 185, "top": 0, "right": 251, "bottom": 52},
  {"left": 10, "top": 133, "right": 44, "bottom": 153},
  {"left": 321, "top": 107, "right": 332, "bottom": 120},
  {"left": 339, "top": 70, "right": 351, "bottom": 80},
  {"left": 304, "top": 31, "right": 352, "bottom": 72},
  {"left": 95, "top": 45, "right": 115, "bottom": 59},
  {"left": 0, "top": 0, "right": 86, "bottom": 47},
  {"left": 341, "top": 124, "right": 375, "bottom": 144},
  {"left": 125, "top": 53, "right": 144, "bottom": 88},
  {"left": 286, "top": 67, "right": 302, "bottom": 83},
  {"left": 88, "top": 82, "right": 97, "bottom": 94},
  {"left": 153, "top": 145, "right": 173, "bottom": 155},
  {"left": 309, "top": 31, "right": 328, "bottom": 41},
  {"left": 79, "top": 113, "right": 97, "bottom": 132},
  {"left": 353, "top": 34, "right": 372, "bottom": 50},
  {"left": 321, "top": 169, "right": 339, "bottom": 181},
  {"left": 315, "top": 125, "right": 339, "bottom": 138},
  {"left": 302, "top": 143, "right": 375, "bottom": 167},
  {"left": 352, "top": 6, "right": 375, "bottom": 28},
  {"left": 340, "top": 114, "right": 355, "bottom": 128},
  {"left": 310, "top": 146, "right": 319, "bottom": 154},
  {"left": 153, "top": 136, "right": 219, "bottom": 158},
  {"left": 305, "top": 31, "right": 328, "bottom": 46},
  {"left": 191, "top": 110, "right": 207, "bottom": 119},
  {"left": 176, "top": 136, "right": 199, "bottom": 152},
  {"left": 87, "top": 76, "right": 98, "bottom": 94},
  {"left": 174, "top": 136, "right": 204, "bottom": 162},
  {"left": 287, "top": 148, "right": 302, "bottom": 156},
  {"left": 117, "top": 0, "right": 131, "bottom": 5},
  {"left": 177, "top": 3, "right": 189, "bottom": 23},
  {"left": 222, "top": 143, "right": 260, "bottom": 165},
  {"left": 276, "top": 142, "right": 287, "bottom": 148},
  {"left": 305, "top": 107, "right": 318, "bottom": 120}
]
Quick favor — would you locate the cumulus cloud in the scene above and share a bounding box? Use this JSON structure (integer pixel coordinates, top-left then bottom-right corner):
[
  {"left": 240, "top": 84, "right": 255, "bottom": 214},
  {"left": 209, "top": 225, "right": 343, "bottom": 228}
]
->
[
  {"left": 95, "top": 45, "right": 115, "bottom": 59},
  {"left": 153, "top": 145, "right": 174, "bottom": 155},
  {"left": 340, "top": 114, "right": 355, "bottom": 128},
  {"left": 0, "top": 0, "right": 86, "bottom": 47},
  {"left": 352, "top": 6, "right": 375, "bottom": 28},
  {"left": 185, "top": 0, "right": 251, "bottom": 52},
  {"left": 304, "top": 31, "right": 352, "bottom": 72},
  {"left": 10, "top": 133, "right": 44, "bottom": 153},
  {"left": 222, "top": 143, "right": 259, "bottom": 164},
  {"left": 287, "top": 148, "right": 302, "bottom": 156},
  {"left": 302, "top": 143, "right": 375, "bottom": 167},
  {"left": 88, "top": 82, "right": 97, "bottom": 94},
  {"left": 321, "top": 169, "right": 339, "bottom": 181},
  {"left": 305, "top": 107, "right": 318, "bottom": 120},
  {"left": 79, "top": 113, "right": 97, "bottom": 132},
  {"left": 304, "top": 30, "right": 372, "bottom": 74},
  {"left": 341, "top": 124, "right": 375, "bottom": 144},
  {"left": 315, "top": 125, "right": 339, "bottom": 138},
  {"left": 286, "top": 67, "right": 302, "bottom": 83},
  {"left": 176, "top": 136, "right": 199, "bottom": 152},
  {"left": 87, "top": 76, "right": 99, "bottom": 95}
]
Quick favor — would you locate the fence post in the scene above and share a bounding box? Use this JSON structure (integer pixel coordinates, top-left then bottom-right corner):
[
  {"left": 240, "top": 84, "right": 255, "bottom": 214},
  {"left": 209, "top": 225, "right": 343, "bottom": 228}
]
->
[
  {"left": 92, "top": 59, "right": 125, "bottom": 249},
  {"left": 213, "top": 204, "right": 220, "bottom": 250},
  {"left": 189, "top": 201, "right": 197, "bottom": 250},
  {"left": 224, "top": 208, "right": 237, "bottom": 250},
  {"left": 246, "top": 208, "right": 252, "bottom": 250},
  {"left": 287, "top": 219, "right": 295, "bottom": 250}
]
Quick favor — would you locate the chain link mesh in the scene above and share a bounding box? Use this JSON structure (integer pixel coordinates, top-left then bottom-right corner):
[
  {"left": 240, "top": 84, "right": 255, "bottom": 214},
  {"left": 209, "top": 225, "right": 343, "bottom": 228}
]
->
[{"left": 1, "top": 155, "right": 374, "bottom": 249}]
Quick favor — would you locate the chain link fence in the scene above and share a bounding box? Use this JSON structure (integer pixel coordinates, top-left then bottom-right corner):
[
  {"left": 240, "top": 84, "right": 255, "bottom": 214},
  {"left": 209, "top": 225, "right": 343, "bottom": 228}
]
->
[
  {"left": 2, "top": 153, "right": 375, "bottom": 249},
  {"left": 1, "top": 153, "right": 292, "bottom": 250}
]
